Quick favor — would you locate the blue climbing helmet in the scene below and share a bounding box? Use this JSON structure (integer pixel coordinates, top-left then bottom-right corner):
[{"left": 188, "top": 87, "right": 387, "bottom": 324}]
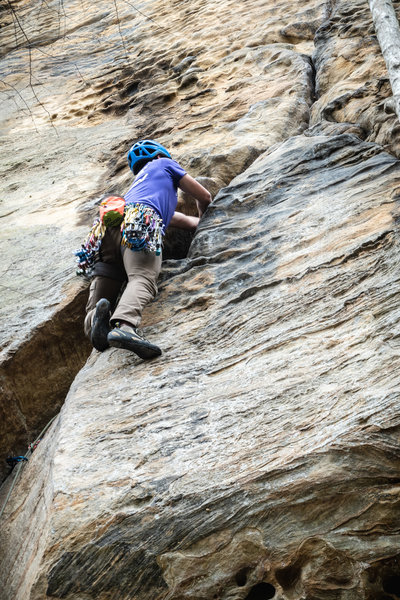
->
[{"left": 127, "top": 139, "right": 172, "bottom": 174}]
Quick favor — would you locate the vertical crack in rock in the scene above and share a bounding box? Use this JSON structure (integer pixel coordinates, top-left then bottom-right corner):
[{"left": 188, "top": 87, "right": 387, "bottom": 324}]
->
[
  {"left": 306, "top": 52, "right": 317, "bottom": 105},
  {"left": 311, "top": 0, "right": 400, "bottom": 155}
]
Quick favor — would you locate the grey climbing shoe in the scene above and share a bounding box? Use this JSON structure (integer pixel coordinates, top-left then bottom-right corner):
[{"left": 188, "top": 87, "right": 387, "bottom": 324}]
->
[
  {"left": 107, "top": 323, "right": 162, "bottom": 359},
  {"left": 91, "top": 298, "right": 111, "bottom": 352}
]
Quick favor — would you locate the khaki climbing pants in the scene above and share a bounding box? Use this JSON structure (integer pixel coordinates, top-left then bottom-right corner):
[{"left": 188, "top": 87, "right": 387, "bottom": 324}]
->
[{"left": 84, "top": 227, "right": 162, "bottom": 337}]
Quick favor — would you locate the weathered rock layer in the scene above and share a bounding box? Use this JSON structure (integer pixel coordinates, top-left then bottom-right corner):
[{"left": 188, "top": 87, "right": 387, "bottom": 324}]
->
[{"left": 1, "top": 0, "right": 400, "bottom": 599}]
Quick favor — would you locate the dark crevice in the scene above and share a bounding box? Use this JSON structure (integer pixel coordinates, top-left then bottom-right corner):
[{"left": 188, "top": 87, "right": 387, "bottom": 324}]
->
[
  {"left": 303, "top": 53, "right": 317, "bottom": 105},
  {"left": 0, "top": 285, "right": 91, "bottom": 481},
  {"left": 383, "top": 575, "right": 400, "bottom": 597},
  {"left": 275, "top": 564, "right": 301, "bottom": 589},
  {"left": 163, "top": 227, "right": 195, "bottom": 260},
  {"left": 244, "top": 582, "right": 276, "bottom": 600},
  {"left": 235, "top": 567, "right": 251, "bottom": 587}
]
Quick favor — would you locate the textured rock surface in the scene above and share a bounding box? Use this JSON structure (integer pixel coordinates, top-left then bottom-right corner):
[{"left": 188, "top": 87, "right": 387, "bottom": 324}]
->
[
  {"left": 0, "top": 0, "right": 324, "bottom": 471},
  {"left": 2, "top": 130, "right": 400, "bottom": 600},
  {"left": 1, "top": 0, "right": 400, "bottom": 599},
  {"left": 311, "top": 0, "right": 400, "bottom": 155}
]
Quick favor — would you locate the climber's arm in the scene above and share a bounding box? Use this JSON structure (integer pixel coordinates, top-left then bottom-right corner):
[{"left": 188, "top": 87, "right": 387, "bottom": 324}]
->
[
  {"left": 178, "top": 174, "right": 212, "bottom": 217},
  {"left": 169, "top": 211, "right": 200, "bottom": 230}
]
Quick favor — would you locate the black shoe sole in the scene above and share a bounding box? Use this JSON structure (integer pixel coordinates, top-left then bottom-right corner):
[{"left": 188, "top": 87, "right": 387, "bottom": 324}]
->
[
  {"left": 107, "top": 329, "right": 162, "bottom": 359},
  {"left": 91, "top": 299, "right": 111, "bottom": 352}
]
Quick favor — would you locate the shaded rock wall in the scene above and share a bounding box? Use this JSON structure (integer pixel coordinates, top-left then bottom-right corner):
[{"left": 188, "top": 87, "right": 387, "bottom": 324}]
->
[
  {"left": 1, "top": 0, "right": 400, "bottom": 599},
  {"left": 0, "top": 282, "right": 91, "bottom": 467}
]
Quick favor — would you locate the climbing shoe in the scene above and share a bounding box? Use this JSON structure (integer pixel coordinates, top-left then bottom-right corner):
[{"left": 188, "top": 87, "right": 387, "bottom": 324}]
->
[
  {"left": 91, "top": 298, "right": 111, "bottom": 352},
  {"left": 107, "top": 323, "right": 162, "bottom": 359}
]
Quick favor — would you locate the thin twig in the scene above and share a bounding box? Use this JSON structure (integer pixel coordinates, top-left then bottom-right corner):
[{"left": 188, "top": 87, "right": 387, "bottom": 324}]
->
[
  {"left": 112, "top": 0, "right": 129, "bottom": 58},
  {"left": 120, "top": 0, "right": 170, "bottom": 32},
  {"left": 2, "top": 0, "right": 170, "bottom": 133},
  {"left": 6, "top": 0, "right": 59, "bottom": 134},
  {"left": 0, "top": 78, "right": 39, "bottom": 131}
]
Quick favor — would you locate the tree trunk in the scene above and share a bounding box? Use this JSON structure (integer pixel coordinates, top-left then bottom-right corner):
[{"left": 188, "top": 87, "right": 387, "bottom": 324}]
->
[{"left": 369, "top": 0, "right": 400, "bottom": 120}]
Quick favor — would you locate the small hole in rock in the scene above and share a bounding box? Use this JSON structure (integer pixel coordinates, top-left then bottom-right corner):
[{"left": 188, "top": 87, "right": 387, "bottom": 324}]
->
[
  {"left": 275, "top": 564, "right": 300, "bottom": 588},
  {"left": 383, "top": 575, "right": 400, "bottom": 597},
  {"left": 125, "top": 81, "right": 139, "bottom": 96},
  {"left": 236, "top": 567, "right": 250, "bottom": 587},
  {"left": 244, "top": 582, "right": 276, "bottom": 600}
]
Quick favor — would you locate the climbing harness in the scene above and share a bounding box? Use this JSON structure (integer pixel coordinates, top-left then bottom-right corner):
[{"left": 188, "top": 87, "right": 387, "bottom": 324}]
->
[
  {"left": 75, "top": 199, "right": 164, "bottom": 277},
  {"left": 122, "top": 203, "right": 163, "bottom": 255},
  {"left": 0, "top": 415, "right": 57, "bottom": 520}
]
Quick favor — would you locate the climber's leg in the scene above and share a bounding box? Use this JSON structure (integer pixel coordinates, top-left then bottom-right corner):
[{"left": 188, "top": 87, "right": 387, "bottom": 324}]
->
[
  {"left": 107, "top": 248, "right": 162, "bottom": 359},
  {"left": 84, "top": 227, "right": 126, "bottom": 350},
  {"left": 84, "top": 278, "right": 123, "bottom": 350},
  {"left": 110, "top": 248, "right": 162, "bottom": 328}
]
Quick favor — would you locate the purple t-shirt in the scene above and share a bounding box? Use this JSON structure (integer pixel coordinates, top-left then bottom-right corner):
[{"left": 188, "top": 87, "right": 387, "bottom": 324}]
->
[{"left": 124, "top": 157, "right": 186, "bottom": 228}]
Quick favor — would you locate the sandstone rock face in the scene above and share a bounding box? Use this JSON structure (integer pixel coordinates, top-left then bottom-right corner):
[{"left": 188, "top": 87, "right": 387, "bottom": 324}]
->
[
  {"left": 1, "top": 0, "right": 400, "bottom": 599},
  {"left": 0, "top": 0, "right": 324, "bottom": 475},
  {"left": 311, "top": 0, "right": 400, "bottom": 156}
]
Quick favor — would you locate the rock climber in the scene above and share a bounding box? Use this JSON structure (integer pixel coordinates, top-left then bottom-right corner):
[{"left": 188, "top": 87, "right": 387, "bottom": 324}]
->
[{"left": 83, "top": 139, "right": 212, "bottom": 359}]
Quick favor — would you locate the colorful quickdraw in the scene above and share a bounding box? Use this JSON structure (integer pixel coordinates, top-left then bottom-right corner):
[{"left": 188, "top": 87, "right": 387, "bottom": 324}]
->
[
  {"left": 121, "top": 203, "right": 163, "bottom": 256},
  {"left": 74, "top": 218, "right": 105, "bottom": 277},
  {"left": 75, "top": 202, "right": 163, "bottom": 278}
]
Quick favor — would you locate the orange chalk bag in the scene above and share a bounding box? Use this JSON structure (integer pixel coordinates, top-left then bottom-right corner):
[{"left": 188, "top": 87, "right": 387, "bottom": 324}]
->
[{"left": 99, "top": 196, "right": 126, "bottom": 227}]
